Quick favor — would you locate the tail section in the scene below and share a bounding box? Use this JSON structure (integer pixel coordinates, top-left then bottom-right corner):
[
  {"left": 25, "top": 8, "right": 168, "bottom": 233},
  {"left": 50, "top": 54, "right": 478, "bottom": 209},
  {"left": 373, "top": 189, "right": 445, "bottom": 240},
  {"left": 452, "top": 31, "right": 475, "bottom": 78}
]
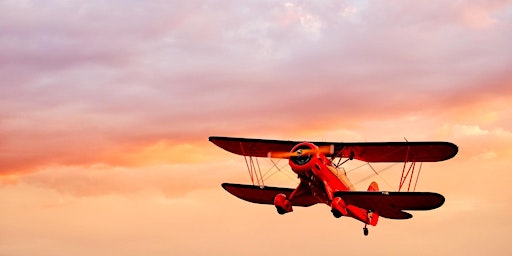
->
[
  {"left": 367, "top": 181, "right": 379, "bottom": 192},
  {"left": 367, "top": 182, "right": 380, "bottom": 226}
]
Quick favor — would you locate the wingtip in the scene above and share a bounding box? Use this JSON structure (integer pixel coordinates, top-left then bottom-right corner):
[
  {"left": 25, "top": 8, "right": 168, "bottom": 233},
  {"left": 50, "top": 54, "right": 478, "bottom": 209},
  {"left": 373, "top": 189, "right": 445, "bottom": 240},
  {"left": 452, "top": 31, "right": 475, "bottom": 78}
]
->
[
  {"left": 449, "top": 142, "right": 459, "bottom": 159},
  {"left": 436, "top": 193, "right": 446, "bottom": 208}
]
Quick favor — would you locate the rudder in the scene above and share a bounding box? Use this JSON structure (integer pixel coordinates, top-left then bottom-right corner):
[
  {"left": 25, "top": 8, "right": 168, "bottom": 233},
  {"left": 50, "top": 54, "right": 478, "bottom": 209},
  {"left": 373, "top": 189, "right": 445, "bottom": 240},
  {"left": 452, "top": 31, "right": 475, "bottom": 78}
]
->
[{"left": 367, "top": 181, "right": 379, "bottom": 192}]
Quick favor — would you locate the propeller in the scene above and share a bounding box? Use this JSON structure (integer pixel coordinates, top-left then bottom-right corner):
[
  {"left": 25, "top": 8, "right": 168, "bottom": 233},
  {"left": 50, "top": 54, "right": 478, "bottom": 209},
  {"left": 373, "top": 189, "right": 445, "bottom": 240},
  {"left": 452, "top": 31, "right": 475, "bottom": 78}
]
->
[{"left": 267, "top": 145, "right": 334, "bottom": 158}]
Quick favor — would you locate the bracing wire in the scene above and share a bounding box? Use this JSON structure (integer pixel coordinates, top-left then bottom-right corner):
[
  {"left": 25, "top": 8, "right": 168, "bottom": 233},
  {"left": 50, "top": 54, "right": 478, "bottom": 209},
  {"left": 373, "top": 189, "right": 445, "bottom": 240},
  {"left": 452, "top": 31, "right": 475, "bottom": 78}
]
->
[
  {"left": 352, "top": 162, "right": 398, "bottom": 190},
  {"left": 263, "top": 159, "right": 299, "bottom": 185},
  {"left": 366, "top": 162, "right": 395, "bottom": 191}
]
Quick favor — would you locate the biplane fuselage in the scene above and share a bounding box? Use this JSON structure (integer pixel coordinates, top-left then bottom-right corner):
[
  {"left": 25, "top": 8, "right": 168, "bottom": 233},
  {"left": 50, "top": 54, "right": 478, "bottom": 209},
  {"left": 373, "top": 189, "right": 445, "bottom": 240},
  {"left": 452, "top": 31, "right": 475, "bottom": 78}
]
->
[
  {"left": 280, "top": 142, "right": 379, "bottom": 225},
  {"left": 210, "top": 136, "right": 458, "bottom": 236}
]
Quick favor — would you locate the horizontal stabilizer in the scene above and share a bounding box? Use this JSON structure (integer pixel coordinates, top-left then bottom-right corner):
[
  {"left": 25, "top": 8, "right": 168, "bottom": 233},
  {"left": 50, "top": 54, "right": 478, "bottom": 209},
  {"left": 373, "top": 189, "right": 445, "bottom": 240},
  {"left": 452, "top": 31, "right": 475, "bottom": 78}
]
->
[
  {"left": 222, "top": 183, "right": 321, "bottom": 207},
  {"left": 334, "top": 191, "right": 445, "bottom": 219}
]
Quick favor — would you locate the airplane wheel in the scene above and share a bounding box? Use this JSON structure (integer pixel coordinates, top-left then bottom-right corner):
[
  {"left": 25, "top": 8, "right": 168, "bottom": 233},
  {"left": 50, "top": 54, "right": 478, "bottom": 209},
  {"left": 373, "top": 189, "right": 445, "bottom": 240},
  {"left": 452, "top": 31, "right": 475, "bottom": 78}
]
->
[
  {"left": 363, "top": 227, "right": 369, "bottom": 236},
  {"left": 331, "top": 209, "right": 343, "bottom": 218},
  {"left": 276, "top": 206, "right": 287, "bottom": 215}
]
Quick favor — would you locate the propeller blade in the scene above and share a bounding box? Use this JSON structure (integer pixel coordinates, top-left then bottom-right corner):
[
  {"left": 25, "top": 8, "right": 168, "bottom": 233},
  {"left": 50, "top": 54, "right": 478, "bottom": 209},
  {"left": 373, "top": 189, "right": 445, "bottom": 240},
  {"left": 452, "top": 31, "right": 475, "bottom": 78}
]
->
[
  {"left": 267, "top": 151, "right": 294, "bottom": 158},
  {"left": 317, "top": 145, "right": 335, "bottom": 155},
  {"left": 267, "top": 145, "right": 334, "bottom": 158}
]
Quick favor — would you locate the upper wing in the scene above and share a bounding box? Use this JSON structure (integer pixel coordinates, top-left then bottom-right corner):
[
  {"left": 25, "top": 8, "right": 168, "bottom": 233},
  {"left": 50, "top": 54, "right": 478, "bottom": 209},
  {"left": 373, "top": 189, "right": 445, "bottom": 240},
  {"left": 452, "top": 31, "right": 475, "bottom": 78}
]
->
[
  {"left": 334, "top": 191, "right": 445, "bottom": 219},
  {"left": 209, "top": 136, "right": 458, "bottom": 162},
  {"left": 222, "top": 183, "right": 322, "bottom": 207}
]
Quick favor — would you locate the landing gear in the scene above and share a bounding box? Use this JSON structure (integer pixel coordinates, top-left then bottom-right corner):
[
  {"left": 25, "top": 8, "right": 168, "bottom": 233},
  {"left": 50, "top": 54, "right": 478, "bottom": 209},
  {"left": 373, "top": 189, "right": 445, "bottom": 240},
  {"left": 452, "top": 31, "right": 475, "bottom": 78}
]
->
[
  {"left": 363, "top": 224, "right": 369, "bottom": 236},
  {"left": 331, "top": 209, "right": 343, "bottom": 218},
  {"left": 276, "top": 206, "right": 288, "bottom": 215},
  {"left": 331, "top": 197, "right": 348, "bottom": 218},
  {"left": 274, "top": 193, "right": 293, "bottom": 214}
]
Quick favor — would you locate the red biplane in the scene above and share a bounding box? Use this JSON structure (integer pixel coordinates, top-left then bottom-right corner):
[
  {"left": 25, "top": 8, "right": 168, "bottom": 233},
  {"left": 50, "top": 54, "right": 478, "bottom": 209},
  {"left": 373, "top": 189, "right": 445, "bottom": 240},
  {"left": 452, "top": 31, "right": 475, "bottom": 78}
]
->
[{"left": 209, "top": 136, "right": 458, "bottom": 236}]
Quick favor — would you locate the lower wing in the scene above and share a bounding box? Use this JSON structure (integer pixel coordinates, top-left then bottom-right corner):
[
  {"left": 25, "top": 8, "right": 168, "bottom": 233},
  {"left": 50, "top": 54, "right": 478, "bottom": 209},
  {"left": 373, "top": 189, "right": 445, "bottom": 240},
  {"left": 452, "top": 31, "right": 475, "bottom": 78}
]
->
[
  {"left": 222, "top": 183, "right": 444, "bottom": 220},
  {"left": 222, "top": 183, "right": 322, "bottom": 207},
  {"left": 334, "top": 191, "right": 445, "bottom": 219}
]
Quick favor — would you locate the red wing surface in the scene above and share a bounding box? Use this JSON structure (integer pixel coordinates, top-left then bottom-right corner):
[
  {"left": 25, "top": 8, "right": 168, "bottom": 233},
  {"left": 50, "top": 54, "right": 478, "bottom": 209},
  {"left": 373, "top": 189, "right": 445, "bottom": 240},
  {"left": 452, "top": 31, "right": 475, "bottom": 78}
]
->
[
  {"left": 211, "top": 137, "right": 296, "bottom": 158},
  {"left": 209, "top": 136, "right": 458, "bottom": 162},
  {"left": 334, "top": 143, "right": 458, "bottom": 162},
  {"left": 334, "top": 191, "right": 445, "bottom": 219},
  {"left": 222, "top": 183, "right": 321, "bottom": 207}
]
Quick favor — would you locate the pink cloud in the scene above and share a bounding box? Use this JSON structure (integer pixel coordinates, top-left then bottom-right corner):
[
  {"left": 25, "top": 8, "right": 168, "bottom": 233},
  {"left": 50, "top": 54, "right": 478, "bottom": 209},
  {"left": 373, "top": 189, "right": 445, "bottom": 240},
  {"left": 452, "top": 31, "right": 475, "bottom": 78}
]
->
[
  {"left": 0, "top": 1, "right": 511, "bottom": 254},
  {"left": 0, "top": 0, "right": 511, "bottom": 187}
]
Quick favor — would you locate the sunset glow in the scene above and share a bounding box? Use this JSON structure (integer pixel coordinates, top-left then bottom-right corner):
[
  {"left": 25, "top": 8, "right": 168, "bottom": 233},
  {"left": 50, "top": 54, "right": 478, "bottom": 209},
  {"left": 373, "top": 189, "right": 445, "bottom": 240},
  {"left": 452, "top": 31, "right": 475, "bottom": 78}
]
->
[{"left": 1, "top": 1, "right": 511, "bottom": 255}]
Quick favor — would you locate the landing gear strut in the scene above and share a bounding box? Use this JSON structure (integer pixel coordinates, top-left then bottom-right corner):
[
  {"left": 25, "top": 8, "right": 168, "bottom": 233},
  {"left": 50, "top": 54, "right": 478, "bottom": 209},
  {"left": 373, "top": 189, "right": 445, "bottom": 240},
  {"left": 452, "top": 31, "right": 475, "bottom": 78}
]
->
[{"left": 363, "top": 224, "right": 369, "bottom": 236}]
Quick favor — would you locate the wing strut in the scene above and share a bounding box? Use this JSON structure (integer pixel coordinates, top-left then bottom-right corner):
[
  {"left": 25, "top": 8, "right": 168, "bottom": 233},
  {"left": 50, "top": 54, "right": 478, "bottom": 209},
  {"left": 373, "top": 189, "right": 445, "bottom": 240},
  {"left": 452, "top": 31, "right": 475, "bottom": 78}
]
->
[
  {"left": 413, "top": 162, "right": 423, "bottom": 192},
  {"left": 240, "top": 142, "right": 265, "bottom": 187},
  {"left": 395, "top": 140, "right": 427, "bottom": 192},
  {"left": 398, "top": 160, "right": 424, "bottom": 192}
]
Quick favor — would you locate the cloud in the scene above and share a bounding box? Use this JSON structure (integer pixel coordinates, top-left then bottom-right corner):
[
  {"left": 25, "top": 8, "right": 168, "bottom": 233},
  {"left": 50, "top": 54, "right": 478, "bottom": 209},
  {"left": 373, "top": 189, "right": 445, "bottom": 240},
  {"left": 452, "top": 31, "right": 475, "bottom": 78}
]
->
[
  {"left": 16, "top": 161, "right": 232, "bottom": 198},
  {"left": 1, "top": 4, "right": 512, "bottom": 255},
  {"left": 436, "top": 124, "right": 512, "bottom": 160},
  {"left": 1, "top": 0, "right": 511, "bottom": 183},
  {"left": 451, "top": 124, "right": 490, "bottom": 136}
]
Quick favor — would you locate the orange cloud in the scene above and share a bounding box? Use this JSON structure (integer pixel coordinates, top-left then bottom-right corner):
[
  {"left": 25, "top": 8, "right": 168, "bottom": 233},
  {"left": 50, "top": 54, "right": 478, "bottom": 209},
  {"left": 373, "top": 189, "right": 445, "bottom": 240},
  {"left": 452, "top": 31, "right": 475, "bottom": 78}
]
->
[
  {"left": 102, "top": 140, "right": 222, "bottom": 166},
  {"left": 1, "top": 1, "right": 512, "bottom": 255},
  {"left": 1, "top": 0, "right": 511, "bottom": 200},
  {"left": 17, "top": 163, "right": 226, "bottom": 197}
]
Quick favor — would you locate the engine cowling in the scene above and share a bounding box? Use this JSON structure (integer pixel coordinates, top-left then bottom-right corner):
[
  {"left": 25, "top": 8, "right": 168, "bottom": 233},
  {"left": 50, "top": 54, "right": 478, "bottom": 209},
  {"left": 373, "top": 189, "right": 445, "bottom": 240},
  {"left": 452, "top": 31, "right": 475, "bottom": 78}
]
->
[{"left": 289, "top": 142, "right": 325, "bottom": 174}]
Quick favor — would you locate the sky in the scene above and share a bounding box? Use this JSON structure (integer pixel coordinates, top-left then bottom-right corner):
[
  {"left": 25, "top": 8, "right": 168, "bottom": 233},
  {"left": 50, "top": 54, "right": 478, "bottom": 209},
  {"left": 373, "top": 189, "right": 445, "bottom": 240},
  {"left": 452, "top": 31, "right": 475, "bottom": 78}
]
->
[{"left": 1, "top": 0, "right": 512, "bottom": 255}]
